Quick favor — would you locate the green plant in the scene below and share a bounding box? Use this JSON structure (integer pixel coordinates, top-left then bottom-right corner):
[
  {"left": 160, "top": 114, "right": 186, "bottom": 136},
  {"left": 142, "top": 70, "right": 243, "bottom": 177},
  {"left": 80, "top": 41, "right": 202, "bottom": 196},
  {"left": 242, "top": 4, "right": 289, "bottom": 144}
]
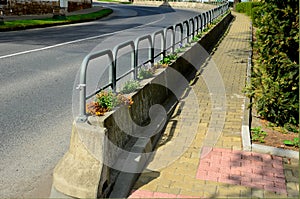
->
[
  {"left": 267, "top": 122, "right": 299, "bottom": 134},
  {"left": 184, "top": 43, "right": 191, "bottom": 48},
  {"left": 138, "top": 67, "right": 154, "bottom": 80},
  {"left": 168, "top": 53, "right": 178, "bottom": 60},
  {"left": 87, "top": 90, "right": 133, "bottom": 116},
  {"left": 245, "top": 0, "right": 299, "bottom": 126},
  {"left": 121, "top": 80, "right": 140, "bottom": 94},
  {"left": 192, "top": 35, "right": 200, "bottom": 42},
  {"left": 175, "top": 48, "right": 184, "bottom": 53},
  {"left": 95, "top": 90, "right": 118, "bottom": 110},
  {"left": 251, "top": 126, "right": 268, "bottom": 143},
  {"left": 0, "top": 9, "right": 113, "bottom": 30},
  {"left": 283, "top": 137, "right": 299, "bottom": 147},
  {"left": 159, "top": 53, "right": 178, "bottom": 65},
  {"left": 202, "top": 27, "right": 209, "bottom": 33},
  {"left": 284, "top": 124, "right": 299, "bottom": 134},
  {"left": 235, "top": 2, "right": 263, "bottom": 24}
]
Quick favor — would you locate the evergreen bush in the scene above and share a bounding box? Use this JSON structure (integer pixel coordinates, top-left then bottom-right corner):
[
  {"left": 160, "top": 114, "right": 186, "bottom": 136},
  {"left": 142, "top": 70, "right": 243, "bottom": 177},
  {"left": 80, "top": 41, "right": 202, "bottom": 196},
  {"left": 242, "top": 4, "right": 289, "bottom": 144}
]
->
[
  {"left": 235, "top": 1, "right": 262, "bottom": 20},
  {"left": 245, "top": 0, "right": 299, "bottom": 126}
]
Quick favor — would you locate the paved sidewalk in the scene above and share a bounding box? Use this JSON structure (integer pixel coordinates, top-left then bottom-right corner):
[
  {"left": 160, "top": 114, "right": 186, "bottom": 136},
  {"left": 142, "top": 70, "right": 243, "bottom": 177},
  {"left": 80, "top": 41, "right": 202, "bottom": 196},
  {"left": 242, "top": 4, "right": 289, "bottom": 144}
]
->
[{"left": 128, "top": 12, "right": 299, "bottom": 198}]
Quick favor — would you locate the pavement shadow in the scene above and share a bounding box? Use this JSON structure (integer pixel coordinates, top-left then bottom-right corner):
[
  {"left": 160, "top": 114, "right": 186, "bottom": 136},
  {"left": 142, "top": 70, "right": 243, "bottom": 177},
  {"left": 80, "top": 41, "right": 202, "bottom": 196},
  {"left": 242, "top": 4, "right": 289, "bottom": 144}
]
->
[
  {"left": 131, "top": 168, "right": 160, "bottom": 190},
  {"left": 219, "top": 150, "right": 290, "bottom": 197},
  {"left": 213, "top": 152, "right": 299, "bottom": 198},
  {"left": 158, "top": 1, "right": 176, "bottom": 12}
]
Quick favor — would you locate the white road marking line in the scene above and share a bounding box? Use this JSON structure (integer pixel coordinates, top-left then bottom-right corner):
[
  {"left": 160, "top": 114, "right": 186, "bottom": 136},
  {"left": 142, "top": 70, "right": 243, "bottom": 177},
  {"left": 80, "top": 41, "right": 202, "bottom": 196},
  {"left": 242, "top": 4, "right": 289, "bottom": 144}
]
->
[{"left": 0, "top": 14, "right": 165, "bottom": 59}]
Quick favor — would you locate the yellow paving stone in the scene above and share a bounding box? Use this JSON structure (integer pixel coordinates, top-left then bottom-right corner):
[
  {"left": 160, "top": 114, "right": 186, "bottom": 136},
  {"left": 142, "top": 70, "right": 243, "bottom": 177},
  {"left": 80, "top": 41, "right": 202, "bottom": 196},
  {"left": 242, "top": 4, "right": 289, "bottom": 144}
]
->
[
  {"left": 191, "top": 152, "right": 201, "bottom": 159},
  {"left": 198, "top": 184, "right": 218, "bottom": 193},
  {"left": 263, "top": 190, "right": 287, "bottom": 198},
  {"left": 198, "top": 123, "right": 209, "bottom": 128},
  {"left": 160, "top": 172, "right": 184, "bottom": 182},
  {"left": 156, "top": 186, "right": 181, "bottom": 195},
  {"left": 138, "top": 181, "right": 158, "bottom": 191},
  {"left": 201, "top": 190, "right": 216, "bottom": 198},
  {"left": 179, "top": 189, "right": 203, "bottom": 197},
  {"left": 232, "top": 145, "right": 242, "bottom": 151},
  {"left": 205, "top": 181, "right": 229, "bottom": 187},
  {"left": 182, "top": 175, "right": 197, "bottom": 183},
  {"left": 217, "top": 188, "right": 241, "bottom": 198},
  {"left": 179, "top": 157, "right": 200, "bottom": 166},
  {"left": 175, "top": 166, "right": 197, "bottom": 176},
  {"left": 171, "top": 180, "right": 196, "bottom": 191},
  {"left": 192, "top": 180, "right": 207, "bottom": 190}
]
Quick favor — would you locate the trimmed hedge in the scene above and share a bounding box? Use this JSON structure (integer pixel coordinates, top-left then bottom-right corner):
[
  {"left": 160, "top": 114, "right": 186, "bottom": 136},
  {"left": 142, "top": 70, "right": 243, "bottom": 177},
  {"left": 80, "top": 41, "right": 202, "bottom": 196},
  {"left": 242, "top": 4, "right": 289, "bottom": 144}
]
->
[
  {"left": 235, "top": 2, "right": 262, "bottom": 16},
  {"left": 245, "top": 0, "right": 299, "bottom": 126},
  {"left": 235, "top": 1, "right": 262, "bottom": 23}
]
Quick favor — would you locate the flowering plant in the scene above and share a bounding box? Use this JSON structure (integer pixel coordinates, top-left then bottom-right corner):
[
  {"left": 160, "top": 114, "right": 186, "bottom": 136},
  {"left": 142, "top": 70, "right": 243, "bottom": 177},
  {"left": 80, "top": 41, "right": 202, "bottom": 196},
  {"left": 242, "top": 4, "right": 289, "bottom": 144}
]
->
[{"left": 87, "top": 90, "right": 133, "bottom": 116}]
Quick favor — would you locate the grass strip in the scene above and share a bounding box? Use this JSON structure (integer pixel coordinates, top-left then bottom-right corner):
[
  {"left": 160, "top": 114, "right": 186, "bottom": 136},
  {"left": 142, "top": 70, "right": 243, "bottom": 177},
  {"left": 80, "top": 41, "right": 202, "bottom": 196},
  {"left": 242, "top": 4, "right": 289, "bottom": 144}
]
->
[{"left": 0, "top": 8, "right": 113, "bottom": 31}]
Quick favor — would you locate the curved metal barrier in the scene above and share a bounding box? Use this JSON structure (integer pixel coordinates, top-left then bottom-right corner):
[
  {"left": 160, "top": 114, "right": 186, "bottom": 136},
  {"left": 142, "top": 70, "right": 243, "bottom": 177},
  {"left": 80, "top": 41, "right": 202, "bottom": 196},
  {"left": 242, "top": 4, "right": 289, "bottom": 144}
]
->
[{"left": 76, "top": 3, "right": 229, "bottom": 122}]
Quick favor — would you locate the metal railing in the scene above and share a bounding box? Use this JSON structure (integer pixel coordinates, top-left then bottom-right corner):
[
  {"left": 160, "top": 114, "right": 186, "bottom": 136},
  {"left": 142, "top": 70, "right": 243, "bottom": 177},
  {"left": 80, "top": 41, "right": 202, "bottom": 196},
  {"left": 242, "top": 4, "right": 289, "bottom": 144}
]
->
[{"left": 76, "top": 3, "right": 229, "bottom": 122}]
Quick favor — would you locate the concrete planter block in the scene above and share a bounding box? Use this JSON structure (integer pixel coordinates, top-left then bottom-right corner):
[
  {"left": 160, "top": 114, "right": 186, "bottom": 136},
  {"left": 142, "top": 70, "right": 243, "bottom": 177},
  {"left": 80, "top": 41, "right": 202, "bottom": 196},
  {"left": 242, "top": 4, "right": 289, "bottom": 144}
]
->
[{"left": 52, "top": 121, "right": 109, "bottom": 198}]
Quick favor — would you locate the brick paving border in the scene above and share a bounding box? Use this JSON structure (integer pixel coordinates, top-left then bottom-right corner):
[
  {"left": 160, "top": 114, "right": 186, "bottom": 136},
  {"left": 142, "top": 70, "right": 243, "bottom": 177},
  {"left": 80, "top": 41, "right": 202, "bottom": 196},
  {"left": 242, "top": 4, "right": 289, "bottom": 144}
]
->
[{"left": 196, "top": 147, "right": 287, "bottom": 194}]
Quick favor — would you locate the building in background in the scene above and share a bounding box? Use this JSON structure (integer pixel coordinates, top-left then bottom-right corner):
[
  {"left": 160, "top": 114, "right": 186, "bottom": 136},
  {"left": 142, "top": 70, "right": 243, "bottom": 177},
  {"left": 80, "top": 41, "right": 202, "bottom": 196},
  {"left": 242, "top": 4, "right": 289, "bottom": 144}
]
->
[{"left": 0, "top": 0, "right": 92, "bottom": 15}]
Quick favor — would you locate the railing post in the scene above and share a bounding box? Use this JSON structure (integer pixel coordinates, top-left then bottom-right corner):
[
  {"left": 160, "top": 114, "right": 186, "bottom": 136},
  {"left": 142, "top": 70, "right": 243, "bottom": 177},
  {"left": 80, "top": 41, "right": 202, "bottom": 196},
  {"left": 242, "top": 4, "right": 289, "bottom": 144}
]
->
[
  {"left": 170, "top": 26, "right": 175, "bottom": 54},
  {"left": 205, "top": 12, "right": 208, "bottom": 27},
  {"left": 76, "top": 56, "right": 88, "bottom": 123},
  {"left": 183, "top": 21, "right": 189, "bottom": 44},
  {"left": 133, "top": 47, "right": 137, "bottom": 80},
  {"left": 194, "top": 16, "right": 199, "bottom": 34},
  {"left": 179, "top": 23, "right": 183, "bottom": 45},
  {"left": 111, "top": 46, "right": 118, "bottom": 92},
  {"left": 189, "top": 18, "right": 195, "bottom": 39}
]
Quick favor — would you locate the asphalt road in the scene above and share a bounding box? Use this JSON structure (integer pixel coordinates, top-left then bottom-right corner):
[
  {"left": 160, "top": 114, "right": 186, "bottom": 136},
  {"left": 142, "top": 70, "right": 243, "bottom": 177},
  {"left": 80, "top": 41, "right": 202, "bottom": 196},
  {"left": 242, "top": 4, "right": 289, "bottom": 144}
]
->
[{"left": 0, "top": 3, "right": 205, "bottom": 197}]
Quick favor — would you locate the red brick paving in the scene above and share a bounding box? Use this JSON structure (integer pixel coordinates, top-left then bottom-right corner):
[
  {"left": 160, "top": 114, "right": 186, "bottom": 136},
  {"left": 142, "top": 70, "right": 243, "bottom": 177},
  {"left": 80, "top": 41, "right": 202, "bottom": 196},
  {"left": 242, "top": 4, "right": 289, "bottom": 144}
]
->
[{"left": 196, "top": 147, "right": 287, "bottom": 194}]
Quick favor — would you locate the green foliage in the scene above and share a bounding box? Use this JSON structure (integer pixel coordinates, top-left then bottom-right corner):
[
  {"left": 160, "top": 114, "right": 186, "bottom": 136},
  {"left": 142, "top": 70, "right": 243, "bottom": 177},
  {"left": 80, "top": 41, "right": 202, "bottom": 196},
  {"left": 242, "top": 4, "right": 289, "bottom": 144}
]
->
[
  {"left": 184, "top": 43, "right": 191, "bottom": 48},
  {"left": 159, "top": 53, "right": 178, "bottom": 65},
  {"left": 235, "top": 2, "right": 263, "bottom": 24},
  {"left": 138, "top": 67, "right": 154, "bottom": 80},
  {"left": 87, "top": 90, "right": 133, "bottom": 116},
  {"left": 283, "top": 137, "right": 299, "bottom": 147},
  {"left": 202, "top": 26, "right": 209, "bottom": 33},
  {"left": 235, "top": 2, "right": 262, "bottom": 17},
  {"left": 121, "top": 80, "right": 140, "bottom": 94},
  {"left": 66, "top": 9, "right": 113, "bottom": 21},
  {"left": 251, "top": 126, "right": 268, "bottom": 143},
  {"left": 284, "top": 124, "right": 299, "bottom": 133},
  {"left": 192, "top": 35, "right": 201, "bottom": 42},
  {"left": 245, "top": 0, "right": 299, "bottom": 126},
  {"left": 175, "top": 48, "right": 184, "bottom": 54},
  {"left": 0, "top": 9, "right": 113, "bottom": 30},
  {"left": 95, "top": 90, "right": 119, "bottom": 110}
]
